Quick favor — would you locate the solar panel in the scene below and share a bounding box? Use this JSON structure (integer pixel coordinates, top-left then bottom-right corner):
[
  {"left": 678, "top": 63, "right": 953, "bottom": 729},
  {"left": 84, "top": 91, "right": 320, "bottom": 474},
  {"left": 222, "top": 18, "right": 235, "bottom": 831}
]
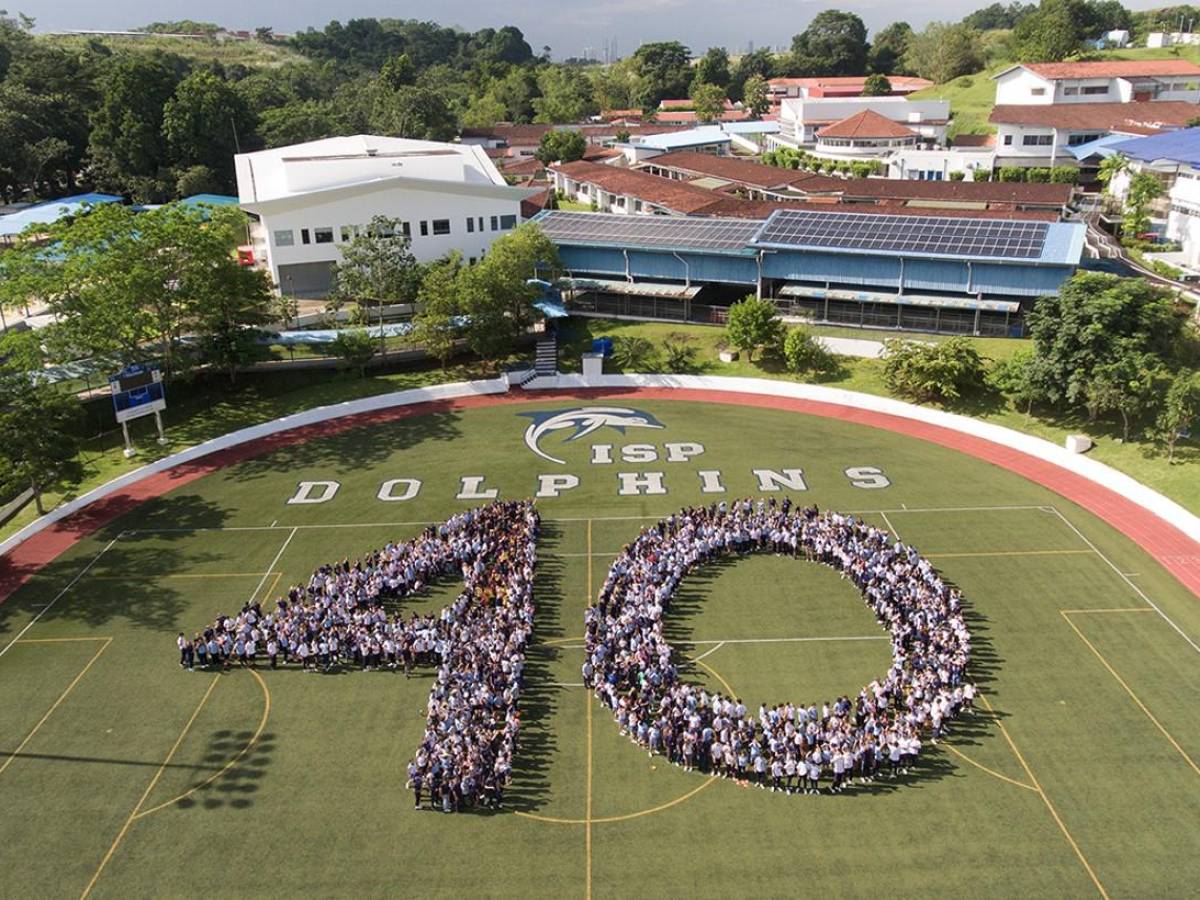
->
[
  {"left": 535, "top": 210, "right": 762, "bottom": 253},
  {"left": 752, "top": 210, "right": 1050, "bottom": 260}
]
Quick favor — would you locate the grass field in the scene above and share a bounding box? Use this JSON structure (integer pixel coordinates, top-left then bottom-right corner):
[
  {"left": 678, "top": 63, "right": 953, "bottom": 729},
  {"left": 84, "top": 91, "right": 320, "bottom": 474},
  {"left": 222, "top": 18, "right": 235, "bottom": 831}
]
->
[{"left": 1, "top": 397, "right": 1198, "bottom": 898}]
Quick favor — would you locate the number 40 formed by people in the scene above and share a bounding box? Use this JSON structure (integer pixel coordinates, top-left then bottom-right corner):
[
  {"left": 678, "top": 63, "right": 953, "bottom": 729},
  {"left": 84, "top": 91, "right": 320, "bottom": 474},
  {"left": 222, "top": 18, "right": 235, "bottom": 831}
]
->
[{"left": 188, "top": 500, "right": 973, "bottom": 809}]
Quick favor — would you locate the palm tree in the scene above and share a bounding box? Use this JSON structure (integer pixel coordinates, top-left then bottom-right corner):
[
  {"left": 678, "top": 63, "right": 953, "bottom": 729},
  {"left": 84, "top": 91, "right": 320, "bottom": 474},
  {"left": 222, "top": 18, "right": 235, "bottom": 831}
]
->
[{"left": 1097, "top": 153, "right": 1129, "bottom": 194}]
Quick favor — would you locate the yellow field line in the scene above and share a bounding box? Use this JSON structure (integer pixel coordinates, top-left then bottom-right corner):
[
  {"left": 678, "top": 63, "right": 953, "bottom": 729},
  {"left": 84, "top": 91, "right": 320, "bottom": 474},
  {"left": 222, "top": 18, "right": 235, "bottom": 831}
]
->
[
  {"left": 979, "top": 693, "right": 1109, "bottom": 899},
  {"left": 134, "top": 667, "right": 272, "bottom": 819},
  {"left": 13, "top": 637, "right": 113, "bottom": 644},
  {"left": 584, "top": 518, "right": 593, "bottom": 900},
  {"left": 1060, "top": 611, "right": 1199, "bottom": 777},
  {"left": 251, "top": 571, "right": 284, "bottom": 606},
  {"left": 926, "top": 549, "right": 1094, "bottom": 559},
  {"left": 940, "top": 742, "right": 1038, "bottom": 792},
  {"left": 80, "top": 674, "right": 220, "bottom": 900},
  {"left": 0, "top": 638, "right": 112, "bottom": 780},
  {"left": 695, "top": 659, "right": 736, "bottom": 698}
]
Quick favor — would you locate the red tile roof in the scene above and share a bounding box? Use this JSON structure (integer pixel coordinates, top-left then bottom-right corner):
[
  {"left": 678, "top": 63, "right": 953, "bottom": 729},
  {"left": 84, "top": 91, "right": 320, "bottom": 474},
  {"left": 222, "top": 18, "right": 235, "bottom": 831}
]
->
[
  {"left": 638, "top": 150, "right": 842, "bottom": 191},
  {"left": 551, "top": 160, "right": 733, "bottom": 214},
  {"left": 521, "top": 188, "right": 553, "bottom": 219},
  {"left": 767, "top": 75, "right": 933, "bottom": 93},
  {"left": 1017, "top": 60, "right": 1200, "bottom": 80},
  {"left": 989, "top": 101, "right": 1200, "bottom": 134},
  {"left": 836, "top": 178, "right": 1071, "bottom": 206},
  {"left": 653, "top": 109, "right": 752, "bottom": 124},
  {"left": 817, "top": 109, "right": 919, "bottom": 139},
  {"left": 951, "top": 133, "right": 996, "bottom": 148}
]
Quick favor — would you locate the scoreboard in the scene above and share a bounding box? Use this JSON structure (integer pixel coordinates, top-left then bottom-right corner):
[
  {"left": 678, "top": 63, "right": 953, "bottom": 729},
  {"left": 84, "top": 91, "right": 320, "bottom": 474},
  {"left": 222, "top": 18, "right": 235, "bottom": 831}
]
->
[{"left": 109, "top": 364, "right": 166, "bottom": 424}]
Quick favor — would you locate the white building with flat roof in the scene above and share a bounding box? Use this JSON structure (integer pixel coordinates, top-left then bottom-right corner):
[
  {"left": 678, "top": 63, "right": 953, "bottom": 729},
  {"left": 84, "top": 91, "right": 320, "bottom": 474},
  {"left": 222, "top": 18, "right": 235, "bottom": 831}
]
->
[{"left": 235, "top": 135, "right": 541, "bottom": 297}]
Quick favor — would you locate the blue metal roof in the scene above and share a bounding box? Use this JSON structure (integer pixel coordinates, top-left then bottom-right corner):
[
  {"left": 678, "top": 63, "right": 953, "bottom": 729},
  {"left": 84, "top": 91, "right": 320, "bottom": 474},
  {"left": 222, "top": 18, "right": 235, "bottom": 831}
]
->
[
  {"left": 1068, "top": 133, "right": 1132, "bottom": 160},
  {"left": 1109, "top": 127, "right": 1200, "bottom": 166},
  {"left": 178, "top": 194, "right": 240, "bottom": 208},
  {"left": 634, "top": 127, "right": 734, "bottom": 152},
  {"left": 0, "top": 193, "right": 122, "bottom": 238}
]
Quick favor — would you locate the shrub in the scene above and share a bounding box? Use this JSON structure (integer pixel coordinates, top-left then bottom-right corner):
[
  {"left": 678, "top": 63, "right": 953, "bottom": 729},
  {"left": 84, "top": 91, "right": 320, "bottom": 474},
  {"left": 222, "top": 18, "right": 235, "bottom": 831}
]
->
[
  {"left": 610, "top": 335, "right": 657, "bottom": 371},
  {"left": 783, "top": 327, "right": 836, "bottom": 374},
  {"left": 882, "top": 336, "right": 988, "bottom": 403},
  {"left": 661, "top": 332, "right": 698, "bottom": 372},
  {"left": 725, "top": 296, "right": 784, "bottom": 362},
  {"left": 331, "top": 329, "right": 376, "bottom": 378}
]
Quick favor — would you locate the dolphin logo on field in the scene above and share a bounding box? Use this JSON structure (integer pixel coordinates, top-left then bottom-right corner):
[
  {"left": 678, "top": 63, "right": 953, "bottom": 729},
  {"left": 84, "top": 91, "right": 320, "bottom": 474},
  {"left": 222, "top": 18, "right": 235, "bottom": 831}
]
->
[{"left": 519, "top": 407, "right": 665, "bottom": 464}]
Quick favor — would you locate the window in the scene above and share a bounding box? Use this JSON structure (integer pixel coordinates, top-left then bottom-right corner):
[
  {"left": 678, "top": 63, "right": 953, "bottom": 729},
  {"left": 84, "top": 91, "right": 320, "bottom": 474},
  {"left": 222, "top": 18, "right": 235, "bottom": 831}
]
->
[
  {"left": 339, "top": 225, "right": 355, "bottom": 242},
  {"left": 273, "top": 229, "right": 295, "bottom": 247},
  {"left": 1031, "top": 87, "right": 1046, "bottom": 96},
  {"left": 1063, "top": 86, "right": 1079, "bottom": 96},
  {"left": 432, "top": 219, "right": 451, "bottom": 235},
  {"left": 467, "top": 217, "right": 475, "bottom": 233},
  {"left": 468, "top": 257, "right": 476, "bottom": 265},
  {"left": 478, "top": 217, "right": 484, "bottom": 232},
  {"left": 490, "top": 215, "right": 499, "bottom": 231},
  {"left": 1067, "top": 132, "right": 1105, "bottom": 146},
  {"left": 420, "top": 221, "right": 429, "bottom": 237},
  {"left": 1081, "top": 85, "right": 1109, "bottom": 95},
  {"left": 314, "top": 227, "right": 334, "bottom": 244},
  {"left": 1003, "top": 134, "right": 1013, "bottom": 146},
  {"left": 300, "top": 228, "right": 311, "bottom": 245},
  {"left": 401, "top": 222, "right": 411, "bottom": 238},
  {"left": 1022, "top": 134, "right": 1054, "bottom": 146},
  {"left": 499, "top": 214, "right": 517, "bottom": 230}
]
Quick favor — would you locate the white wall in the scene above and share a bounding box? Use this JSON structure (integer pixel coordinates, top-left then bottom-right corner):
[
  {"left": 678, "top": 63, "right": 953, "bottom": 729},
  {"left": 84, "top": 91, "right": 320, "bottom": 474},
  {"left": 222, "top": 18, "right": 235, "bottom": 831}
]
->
[
  {"left": 1167, "top": 166, "right": 1200, "bottom": 266},
  {"left": 887, "top": 148, "right": 995, "bottom": 180},
  {"left": 257, "top": 184, "right": 525, "bottom": 284},
  {"left": 995, "top": 69, "right": 1055, "bottom": 105}
]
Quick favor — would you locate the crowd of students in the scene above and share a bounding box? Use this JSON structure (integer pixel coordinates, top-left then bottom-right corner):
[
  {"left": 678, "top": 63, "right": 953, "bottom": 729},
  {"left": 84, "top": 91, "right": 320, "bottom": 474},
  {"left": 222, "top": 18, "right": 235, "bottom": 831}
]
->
[
  {"left": 179, "top": 500, "right": 540, "bottom": 813},
  {"left": 583, "top": 498, "right": 975, "bottom": 794}
]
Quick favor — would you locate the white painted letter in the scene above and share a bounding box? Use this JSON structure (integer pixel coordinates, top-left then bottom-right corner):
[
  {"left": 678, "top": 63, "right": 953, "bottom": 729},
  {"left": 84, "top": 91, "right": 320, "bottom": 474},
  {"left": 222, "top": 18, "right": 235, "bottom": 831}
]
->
[
  {"left": 665, "top": 442, "right": 705, "bottom": 463},
  {"left": 618, "top": 471, "right": 667, "bottom": 496},
  {"left": 457, "top": 476, "right": 498, "bottom": 500},
  {"left": 377, "top": 478, "right": 422, "bottom": 502},
  {"left": 845, "top": 466, "right": 891, "bottom": 489},
  {"left": 287, "top": 480, "right": 340, "bottom": 505},
  {"left": 537, "top": 473, "right": 580, "bottom": 498},
  {"left": 621, "top": 443, "right": 658, "bottom": 463},
  {"left": 591, "top": 444, "right": 614, "bottom": 465},
  {"left": 752, "top": 469, "right": 808, "bottom": 492},
  {"left": 698, "top": 470, "right": 725, "bottom": 494}
]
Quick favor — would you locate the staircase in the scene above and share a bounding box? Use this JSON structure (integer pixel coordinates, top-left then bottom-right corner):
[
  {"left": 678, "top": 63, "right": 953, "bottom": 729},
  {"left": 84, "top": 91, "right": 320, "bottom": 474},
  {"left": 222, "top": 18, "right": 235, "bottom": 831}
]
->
[{"left": 533, "top": 331, "right": 559, "bottom": 376}]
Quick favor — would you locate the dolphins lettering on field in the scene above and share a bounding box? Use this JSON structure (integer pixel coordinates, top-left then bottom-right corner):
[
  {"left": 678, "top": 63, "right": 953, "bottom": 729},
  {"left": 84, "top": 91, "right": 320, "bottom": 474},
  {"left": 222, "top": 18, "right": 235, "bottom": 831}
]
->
[{"left": 519, "top": 406, "right": 665, "bottom": 464}]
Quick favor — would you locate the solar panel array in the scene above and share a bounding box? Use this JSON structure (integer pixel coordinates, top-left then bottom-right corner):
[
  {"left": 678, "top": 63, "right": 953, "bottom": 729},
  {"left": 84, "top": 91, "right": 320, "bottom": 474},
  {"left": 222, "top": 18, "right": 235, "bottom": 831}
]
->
[
  {"left": 535, "top": 211, "right": 761, "bottom": 252},
  {"left": 753, "top": 210, "right": 1050, "bottom": 259}
]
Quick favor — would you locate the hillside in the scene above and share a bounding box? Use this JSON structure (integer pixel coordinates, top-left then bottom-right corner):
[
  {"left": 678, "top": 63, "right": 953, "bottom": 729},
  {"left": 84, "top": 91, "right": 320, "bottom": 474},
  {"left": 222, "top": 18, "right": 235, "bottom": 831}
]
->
[
  {"left": 910, "top": 45, "right": 1200, "bottom": 137},
  {"left": 38, "top": 32, "right": 305, "bottom": 67}
]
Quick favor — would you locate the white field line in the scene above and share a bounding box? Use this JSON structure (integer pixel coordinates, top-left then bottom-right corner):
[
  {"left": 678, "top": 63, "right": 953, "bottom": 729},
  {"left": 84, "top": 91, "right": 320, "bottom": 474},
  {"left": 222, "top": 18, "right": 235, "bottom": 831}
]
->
[
  {"left": 688, "top": 641, "right": 726, "bottom": 663},
  {"left": 251, "top": 528, "right": 297, "bottom": 604},
  {"left": 1049, "top": 506, "right": 1200, "bottom": 656},
  {"left": 879, "top": 510, "right": 900, "bottom": 540},
  {"left": 0, "top": 539, "right": 118, "bottom": 660},
  {"left": 119, "top": 505, "right": 1055, "bottom": 535}
]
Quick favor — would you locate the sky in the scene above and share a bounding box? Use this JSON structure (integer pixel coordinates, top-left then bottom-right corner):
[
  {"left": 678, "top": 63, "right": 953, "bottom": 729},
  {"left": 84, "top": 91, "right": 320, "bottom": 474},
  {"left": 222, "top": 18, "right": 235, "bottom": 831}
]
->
[{"left": 23, "top": 0, "right": 1176, "bottom": 61}]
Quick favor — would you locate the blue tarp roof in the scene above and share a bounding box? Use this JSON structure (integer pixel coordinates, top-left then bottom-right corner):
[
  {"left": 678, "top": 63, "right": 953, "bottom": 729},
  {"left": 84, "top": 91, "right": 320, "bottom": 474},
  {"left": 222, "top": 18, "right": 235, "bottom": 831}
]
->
[
  {"left": 178, "top": 194, "right": 240, "bottom": 208},
  {"left": 1068, "top": 133, "right": 1133, "bottom": 160},
  {"left": 1109, "top": 127, "right": 1200, "bottom": 167},
  {"left": 0, "top": 193, "right": 122, "bottom": 238}
]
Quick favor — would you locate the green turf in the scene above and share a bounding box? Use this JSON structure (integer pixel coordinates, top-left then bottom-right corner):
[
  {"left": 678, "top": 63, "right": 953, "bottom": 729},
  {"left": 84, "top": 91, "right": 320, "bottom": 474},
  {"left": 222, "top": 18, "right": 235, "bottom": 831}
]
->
[{"left": 1, "top": 398, "right": 1198, "bottom": 898}]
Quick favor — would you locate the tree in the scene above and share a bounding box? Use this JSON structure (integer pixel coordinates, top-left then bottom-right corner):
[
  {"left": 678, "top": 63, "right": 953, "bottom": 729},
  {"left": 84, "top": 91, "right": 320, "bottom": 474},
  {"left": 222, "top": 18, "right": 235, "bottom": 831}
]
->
[
  {"left": 87, "top": 54, "right": 182, "bottom": 198},
  {"left": 330, "top": 216, "right": 421, "bottom": 354},
  {"left": 882, "top": 337, "right": 988, "bottom": 402},
  {"left": 162, "top": 70, "right": 254, "bottom": 192},
  {"left": 1156, "top": 371, "right": 1200, "bottom": 462},
  {"left": 783, "top": 327, "right": 836, "bottom": 374},
  {"left": 1012, "top": 0, "right": 1089, "bottom": 62},
  {"left": 725, "top": 296, "right": 783, "bottom": 362},
  {"left": 412, "top": 253, "right": 464, "bottom": 369},
  {"left": 256, "top": 100, "right": 340, "bottom": 149},
  {"left": 0, "top": 340, "right": 84, "bottom": 515},
  {"left": 690, "top": 82, "right": 727, "bottom": 122},
  {"left": 331, "top": 329, "right": 376, "bottom": 378},
  {"left": 535, "top": 129, "right": 587, "bottom": 165},
  {"left": 370, "top": 83, "right": 455, "bottom": 142},
  {"left": 1123, "top": 171, "right": 1164, "bottom": 239},
  {"left": 611, "top": 336, "right": 657, "bottom": 370},
  {"left": 791, "top": 11, "right": 869, "bottom": 77},
  {"left": 729, "top": 47, "right": 777, "bottom": 101},
  {"left": 533, "top": 65, "right": 597, "bottom": 123},
  {"left": 963, "top": 3, "right": 1036, "bottom": 30},
  {"left": 986, "top": 346, "right": 1042, "bottom": 414},
  {"left": 630, "top": 41, "right": 693, "bottom": 109},
  {"left": 743, "top": 74, "right": 771, "bottom": 118},
  {"left": 868, "top": 23, "right": 913, "bottom": 75},
  {"left": 1085, "top": 353, "right": 1165, "bottom": 440},
  {"left": 902, "top": 23, "right": 985, "bottom": 84},
  {"left": 1025, "top": 273, "right": 1180, "bottom": 409},
  {"left": 693, "top": 47, "right": 731, "bottom": 89},
  {"left": 379, "top": 53, "right": 414, "bottom": 89},
  {"left": 1097, "top": 153, "right": 1129, "bottom": 193},
  {"left": 862, "top": 74, "right": 892, "bottom": 96}
]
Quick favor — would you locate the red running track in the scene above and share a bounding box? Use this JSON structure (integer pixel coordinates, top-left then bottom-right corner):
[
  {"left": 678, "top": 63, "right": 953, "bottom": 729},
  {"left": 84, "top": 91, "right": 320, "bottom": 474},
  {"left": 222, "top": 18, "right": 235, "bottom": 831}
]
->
[{"left": 2, "top": 387, "right": 1199, "bottom": 607}]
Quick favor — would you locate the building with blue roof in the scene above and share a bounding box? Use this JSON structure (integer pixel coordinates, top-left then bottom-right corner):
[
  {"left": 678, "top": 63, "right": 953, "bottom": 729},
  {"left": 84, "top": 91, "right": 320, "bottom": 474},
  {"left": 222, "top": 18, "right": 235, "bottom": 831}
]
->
[
  {"left": 534, "top": 209, "right": 1085, "bottom": 337},
  {"left": 0, "top": 193, "right": 122, "bottom": 243},
  {"left": 1103, "top": 128, "right": 1200, "bottom": 271}
]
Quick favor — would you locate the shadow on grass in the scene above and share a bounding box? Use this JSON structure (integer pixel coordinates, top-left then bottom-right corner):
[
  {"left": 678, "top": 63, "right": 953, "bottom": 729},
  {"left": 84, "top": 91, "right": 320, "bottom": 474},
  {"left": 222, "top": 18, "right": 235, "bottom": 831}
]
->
[{"left": 175, "top": 727, "right": 277, "bottom": 813}]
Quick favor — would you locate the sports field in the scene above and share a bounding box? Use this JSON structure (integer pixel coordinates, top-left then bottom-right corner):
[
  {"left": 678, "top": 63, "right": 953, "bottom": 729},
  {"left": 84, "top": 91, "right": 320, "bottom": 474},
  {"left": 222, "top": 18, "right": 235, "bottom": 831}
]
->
[{"left": 1, "top": 395, "right": 1198, "bottom": 899}]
